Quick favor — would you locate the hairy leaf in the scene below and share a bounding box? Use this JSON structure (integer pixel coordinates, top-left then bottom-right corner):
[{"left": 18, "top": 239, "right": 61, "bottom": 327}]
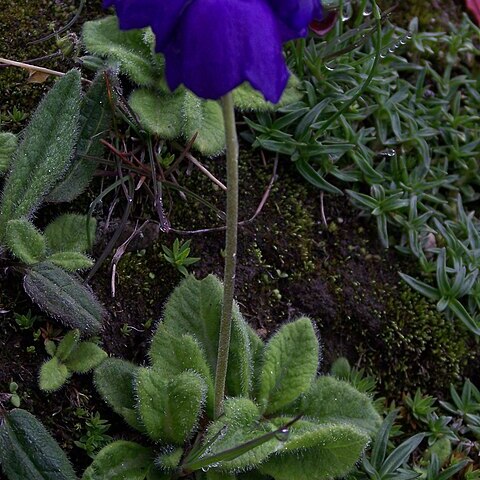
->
[
  {"left": 260, "top": 419, "right": 369, "bottom": 480},
  {"left": 82, "top": 16, "right": 161, "bottom": 87},
  {"left": 258, "top": 317, "right": 319, "bottom": 414},
  {"left": 183, "top": 92, "right": 225, "bottom": 156},
  {"left": 82, "top": 440, "right": 157, "bottom": 480},
  {"left": 0, "top": 409, "right": 76, "bottom": 480},
  {"left": 39, "top": 357, "right": 70, "bottom": 392},
  {"left": 48, "top": 74, "right": 112, "bottom": 202},
  {"left": 136, "top": 368, "right": 206, "bottom": 444},
  {"left": 161, "top": 275, "right": 254, "bottom": 398},
  {"left": 48, "top": 251, "right": 93, "bottom": 271},
  {"left": 5, "top": 219, "right": 46, "bottom": 264},
  {"left": 65, "top": 342, "right": 107, "bottom": 373},
  {"left": 56, "top": 329, "right": 81, "bottom": 361},
  {"left": 129, "top": 88, "right": 184, "bottom": 139},
  {"left": 23, "top": 261, "right": 104, "bottom": 334},
  {"left": 149, "top": 323, "right": 214, "bottom": 416},
  {"left": 0, "top": 70, "right": 81, "bottom": 238},
  {"left": 0, "top": 132, "right": 17, "bottom": 174},
  {"left": 44, "top": 214, "right": 96, "bottom": 253},
  {"left": 94, "top": 358, "right": 143, "bottom": 431}
]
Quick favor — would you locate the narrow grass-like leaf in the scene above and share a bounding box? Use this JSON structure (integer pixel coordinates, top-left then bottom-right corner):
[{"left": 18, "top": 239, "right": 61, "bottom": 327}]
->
[
  {"left": 23, "top": 261, "right": 104, "bottom": 334},
  {"left": 399, "top": 272, "right": 441, "bottom": 301},
  {"left": 258, "top": 317, "right": 319, "bottom": 414},
  {"left": 0, "top": 409, "right": 76, "bottom": 480},
  {"left": 0, "top": 70, "right": 81, "bottom": 239}
]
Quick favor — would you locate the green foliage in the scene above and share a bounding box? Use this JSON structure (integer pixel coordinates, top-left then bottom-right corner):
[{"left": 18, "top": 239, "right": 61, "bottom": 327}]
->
[
  {"left": 258, "top": 317, "right": 319, "bottom": 414},
  {"left": 5, "top": 219, "right": 46, "bottom": 265},
  {"left": 161, "top": 238, "right": 200, "bottom": 276},
  {"left": 0, "top": 408, "right": 76, "bottom": 480},
  {"left": 47, "top": 73, "right": 112, "bottom": 203},
  {"left": 44, "top": 214, "right": 96, "bottom": 253},
  {"left": 0, "top": 70, "right": 81, "bottom": 238},
  {"left": 91, "top": 275, "right": 379, "bottom": 479},
  {"left": 0, "top": 132, "right": 17, "bottom": 174},
  {"left": 74, "top": 411, "right": 112, "bottom": 459},
  {"left": 23, "top": 262, "right": 104, "bottom": 334},
  {"left": 39, "top": 329, "right": 107, "bottom": 391}
]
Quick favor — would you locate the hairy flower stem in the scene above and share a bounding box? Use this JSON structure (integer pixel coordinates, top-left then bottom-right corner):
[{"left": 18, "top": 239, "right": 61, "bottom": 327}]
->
[{"left": 214, "top": 92, "right": 239, "bottom": 419}]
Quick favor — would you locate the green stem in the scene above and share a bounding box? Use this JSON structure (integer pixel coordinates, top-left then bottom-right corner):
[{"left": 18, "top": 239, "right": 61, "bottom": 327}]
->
[{"left": 214, "top": 92, "right": 239, "bottom": 419}]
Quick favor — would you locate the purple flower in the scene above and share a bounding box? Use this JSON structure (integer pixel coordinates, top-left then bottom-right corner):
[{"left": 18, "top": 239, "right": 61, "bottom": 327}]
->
[{"left": 104, "top": 0, "right": 322, "bottom": 102}]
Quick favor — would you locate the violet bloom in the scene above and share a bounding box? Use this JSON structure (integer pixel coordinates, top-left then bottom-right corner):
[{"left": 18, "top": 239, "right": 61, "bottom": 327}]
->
[
  {"left": 466, "top": 0, "right": 480, "bottom": 25},
  {"left": 104, "top": 0, "right": 323, "bottom": 103}
]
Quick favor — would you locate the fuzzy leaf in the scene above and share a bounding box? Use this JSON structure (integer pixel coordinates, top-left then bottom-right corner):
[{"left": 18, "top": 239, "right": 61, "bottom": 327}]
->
[
  {"left": 47, "top": 251, "right": 93, "bottom": 271},
  {"left": 0, "top": 71, "right": 81, "bottom": 238},
  {"left": 294, "top": 376, "right": 381, "bottom": 435},
  {"left": 0, "top": 132, "right": 17, "bottom": 174},
  {"left": 82, "top": 440, "right": 157, "bottom": 480},
  {"left": 258, "top": 317, "right": 319, "bottom": 414},
  {"left": 56, "top": 329, "right": 81, "bottom": 361},
  {"left": 129, "top": 88, "right": 184, "bottom": 139},
  {"left": 44, "top": 214, "right": 96, "bottom": 253},
  {"left": 47, "top": 74, "right": 112, "bottom": 202},
  {"left": 94, "top": 358, "right": 143, "bottom": 431},
  {"left": 182, "top": 92, "right": 225, "bottom": 156},
  {"left": 65, "top": 342, "right": 107, "bottom": 373},
  {"left": 149, "top": 323, "right": 215, "bottom": 417},
  {"left": 233, "top": 76, "right": 303, "bottom": 112},
  {"left": 161, "top": 275, "right": 254, "bottom": 398},
  {"left": 39, "top": 357, "right": 70, "bottom": 392},
  {"left": 260, "top": 419, "right": 369, "bottom": 480},
  {"left": 23, "top": 262, "right": 104, "bottom": 334},
  {"left": 0, "top": 409, "right": 76, "bottom": 480},
  {"left": 136, "top": 368, "right": 206, "bottom": 444},
  {"left": 202, "top": 398, "right": 278, "bottom": 472},
  {"left": 5, "top": 219, "right": 46, "bottom": 264},
  {"left": 82, "top": 16, "right": 161, "bottom": 87}
]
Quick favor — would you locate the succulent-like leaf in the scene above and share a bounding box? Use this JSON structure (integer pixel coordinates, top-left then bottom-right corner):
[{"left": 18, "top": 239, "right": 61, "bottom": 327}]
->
[
  {"left": 82, "top": 16, "right": 161, "bottom": 87},
  {"left": 161, "top": 275, "right": 254, "bottom": 398},
  {"left": 0, "top": 70, "right": 81, "bottom": 238},
  {"left": 94, "top": 358, "right": 143, "bottom": 430},
  {"left": 0, "top": 409, "right": 76, "bottom": 480},
  {"left": 260, "top": 419, "right": 369, "bottom": 480},
  {"left": 182, "top": 92, "right": 225, "bottom": 156},
  {"left": 44, "top": 214, "right": 96, "bottom": 253},
  {"left": 293, "top": 376, "right": 381, "bottom": 435},
  {"left": 82, "top": 440, "right": 157, "bottom": 480},
  {"left": 136, "top": 368, "right": 206, "bottom": 444},
  {"left": 23, "top": 261, "right": 104, "bottom": 334},
  {"left": 65, "top": 342, "right": 107, "bottom": 373},
  {"left": 47, "top": 251, "right": 93, "bottom": 271},
  {"left": 258, "top": 317, "right": 319, "bottom": 414},
  {"left": 47, "top": 74, "right": 112, "bottom": 203},
  {"left": 0, "top": 132, "right": 17, "bottom": 174},
  {"left": 39, "top": 357, "right": 70, "bottom": 392},
  {"left": 5, "top": 219, "right": 46, "bottom": 264},
  {"left": 200, "top": 398, "right": 278, "bottom": 473},
  {"left": 56, "top": 329, "right": 81, "bottom": 361},
  {"left": 149, "top": 323, "right": 215, "bottom": 416},
  {"left": 129, "top": 88, "right": 184, "bottom": 139}
]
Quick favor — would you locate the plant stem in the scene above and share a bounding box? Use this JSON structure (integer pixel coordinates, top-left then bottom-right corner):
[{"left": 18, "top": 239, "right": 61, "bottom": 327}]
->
[{"left": 214, "top": 92, "right": 239, "bottom": 419}]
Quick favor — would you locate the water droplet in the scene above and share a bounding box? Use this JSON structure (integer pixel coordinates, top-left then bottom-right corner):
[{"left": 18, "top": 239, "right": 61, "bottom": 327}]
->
[
  {"left": 324, "top": 62, "right": 336, "bottom": 71},
  {"left": 363, "top": 0, "right": 373, "bottom": 16},
  {"left": 275, "top": 428, "right": 290, "bottom": 442},
  {"left": 341, "top": 2, "right": 352, "bottom": 21},
  {"left": 406, "top": 32, "right": 413, "bottom": 40},
  {"left": 379, "top": 149, "right": 397, "bottom": 157}
]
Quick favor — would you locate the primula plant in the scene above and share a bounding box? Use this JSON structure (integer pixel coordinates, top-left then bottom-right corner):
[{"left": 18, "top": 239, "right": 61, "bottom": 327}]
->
[{"left": 88, "top": 275, "right": 380, "bottom": 479}]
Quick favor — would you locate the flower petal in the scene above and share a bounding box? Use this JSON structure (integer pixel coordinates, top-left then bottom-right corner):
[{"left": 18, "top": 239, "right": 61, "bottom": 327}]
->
[
  {"left": 103, "top": 0, "right": 192, "bottom": 49},
  {"left": 162, "top": 0, "right": 289, "bottom": 102},
  {"left": 467, "top": 0, "right": 480, "bottom": 24}
]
